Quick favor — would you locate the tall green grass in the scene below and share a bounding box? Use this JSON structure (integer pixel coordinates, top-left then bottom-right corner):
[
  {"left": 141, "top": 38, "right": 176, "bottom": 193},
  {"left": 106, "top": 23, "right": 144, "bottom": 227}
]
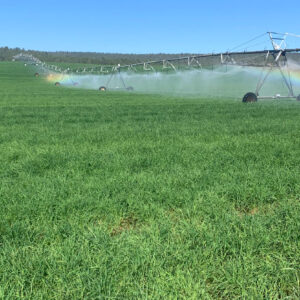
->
[{"left": 0, "top": 62, "right": 300, "bottom": 299}]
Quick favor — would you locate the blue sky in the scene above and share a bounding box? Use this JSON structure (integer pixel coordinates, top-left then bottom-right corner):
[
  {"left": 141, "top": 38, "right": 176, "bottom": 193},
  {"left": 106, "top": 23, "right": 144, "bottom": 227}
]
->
[{"left": 0, "top": 0, "right": 299, "bottom": 53}]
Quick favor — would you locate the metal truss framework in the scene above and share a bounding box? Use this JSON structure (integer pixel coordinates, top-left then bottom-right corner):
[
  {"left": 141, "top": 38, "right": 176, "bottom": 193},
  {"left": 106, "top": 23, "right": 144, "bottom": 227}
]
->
[
  {"left": 116, "top": 32, "right": 300, "bottom": 100},
  {"left": 12, "top": 32, "right": 300, "bottom": 100},
  {"left": 254, "top": 33, "right": 296, "bottom": 99}
]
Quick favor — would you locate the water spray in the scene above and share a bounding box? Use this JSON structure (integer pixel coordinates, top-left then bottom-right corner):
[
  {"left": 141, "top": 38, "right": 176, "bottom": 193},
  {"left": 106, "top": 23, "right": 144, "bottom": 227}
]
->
[{"left": 13, "top": 32, "right": 300, "bottom": 101}]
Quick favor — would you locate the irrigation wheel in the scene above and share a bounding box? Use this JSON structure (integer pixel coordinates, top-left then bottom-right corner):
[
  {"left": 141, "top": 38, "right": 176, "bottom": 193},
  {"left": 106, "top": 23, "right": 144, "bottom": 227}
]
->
[
  {"left": 126, "top": 86, "right": 134, "bottom": 91},
  {"left": 99, "top": 86, "right": 107, "bottom": 92},
  {"left": 55, "top": 82, "right": 60, "bottom": 86},
  {"left": 242, "top": 92, "right": 258, "bottom": 103},
  {"left": 297, "top": 94, "right": 300, "bottom": 101},
  {"left": 34, "top": 72, "right": 39, "bottom": 77}
]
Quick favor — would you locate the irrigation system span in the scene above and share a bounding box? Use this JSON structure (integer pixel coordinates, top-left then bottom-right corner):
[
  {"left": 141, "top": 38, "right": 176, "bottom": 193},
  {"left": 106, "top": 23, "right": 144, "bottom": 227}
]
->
[{"left": 13, "top": 32, "right": 300, "bottom": 102}]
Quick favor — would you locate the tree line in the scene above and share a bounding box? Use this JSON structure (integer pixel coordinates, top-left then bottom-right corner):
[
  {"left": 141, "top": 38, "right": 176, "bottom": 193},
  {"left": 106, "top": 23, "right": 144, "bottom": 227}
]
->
[{"left": 0, "top": 47, "right": 194, "bottom": 65}]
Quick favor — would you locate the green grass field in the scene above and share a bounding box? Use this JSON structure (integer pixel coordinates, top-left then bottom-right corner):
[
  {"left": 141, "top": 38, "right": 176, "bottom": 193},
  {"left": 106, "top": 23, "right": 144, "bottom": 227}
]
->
[{"left": 1, "top": 62, "right": 300, "bottom": 299}]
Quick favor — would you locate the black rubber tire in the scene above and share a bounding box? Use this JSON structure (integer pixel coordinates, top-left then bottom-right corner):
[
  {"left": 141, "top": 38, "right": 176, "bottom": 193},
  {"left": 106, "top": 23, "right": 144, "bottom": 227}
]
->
[
  {"left": 34, "top": 72, "right": 39, "bottom": 77},
  {"left": 126, "top": 86, "right": 134, "bottom": 91},
  {"left": 297, "top": 95, "right": 300, "bottom": 101},
  {"left": 242, "top": 92, "right": 258, "bottom": 103},
  {"left": 55, "top": 82, "right": 60, "bottom": 86},
  {"left": 99, "top": 86, "right": 107, "bottom": 91}
]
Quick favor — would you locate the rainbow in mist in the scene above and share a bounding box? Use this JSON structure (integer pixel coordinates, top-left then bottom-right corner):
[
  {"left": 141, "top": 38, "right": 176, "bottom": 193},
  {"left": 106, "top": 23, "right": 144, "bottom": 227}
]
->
[{"left": 46, "top": 73, "right": 79, "bottom": 86}]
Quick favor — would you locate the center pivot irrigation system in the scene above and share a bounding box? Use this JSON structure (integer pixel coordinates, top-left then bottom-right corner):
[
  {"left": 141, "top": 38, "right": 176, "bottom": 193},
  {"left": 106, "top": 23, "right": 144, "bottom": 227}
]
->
[
  {"left": 14, "top": 32, "right": 300, "bottom": 102},
  {"left": 103, "top": 32, "right": 300, "bottom": 102}
]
